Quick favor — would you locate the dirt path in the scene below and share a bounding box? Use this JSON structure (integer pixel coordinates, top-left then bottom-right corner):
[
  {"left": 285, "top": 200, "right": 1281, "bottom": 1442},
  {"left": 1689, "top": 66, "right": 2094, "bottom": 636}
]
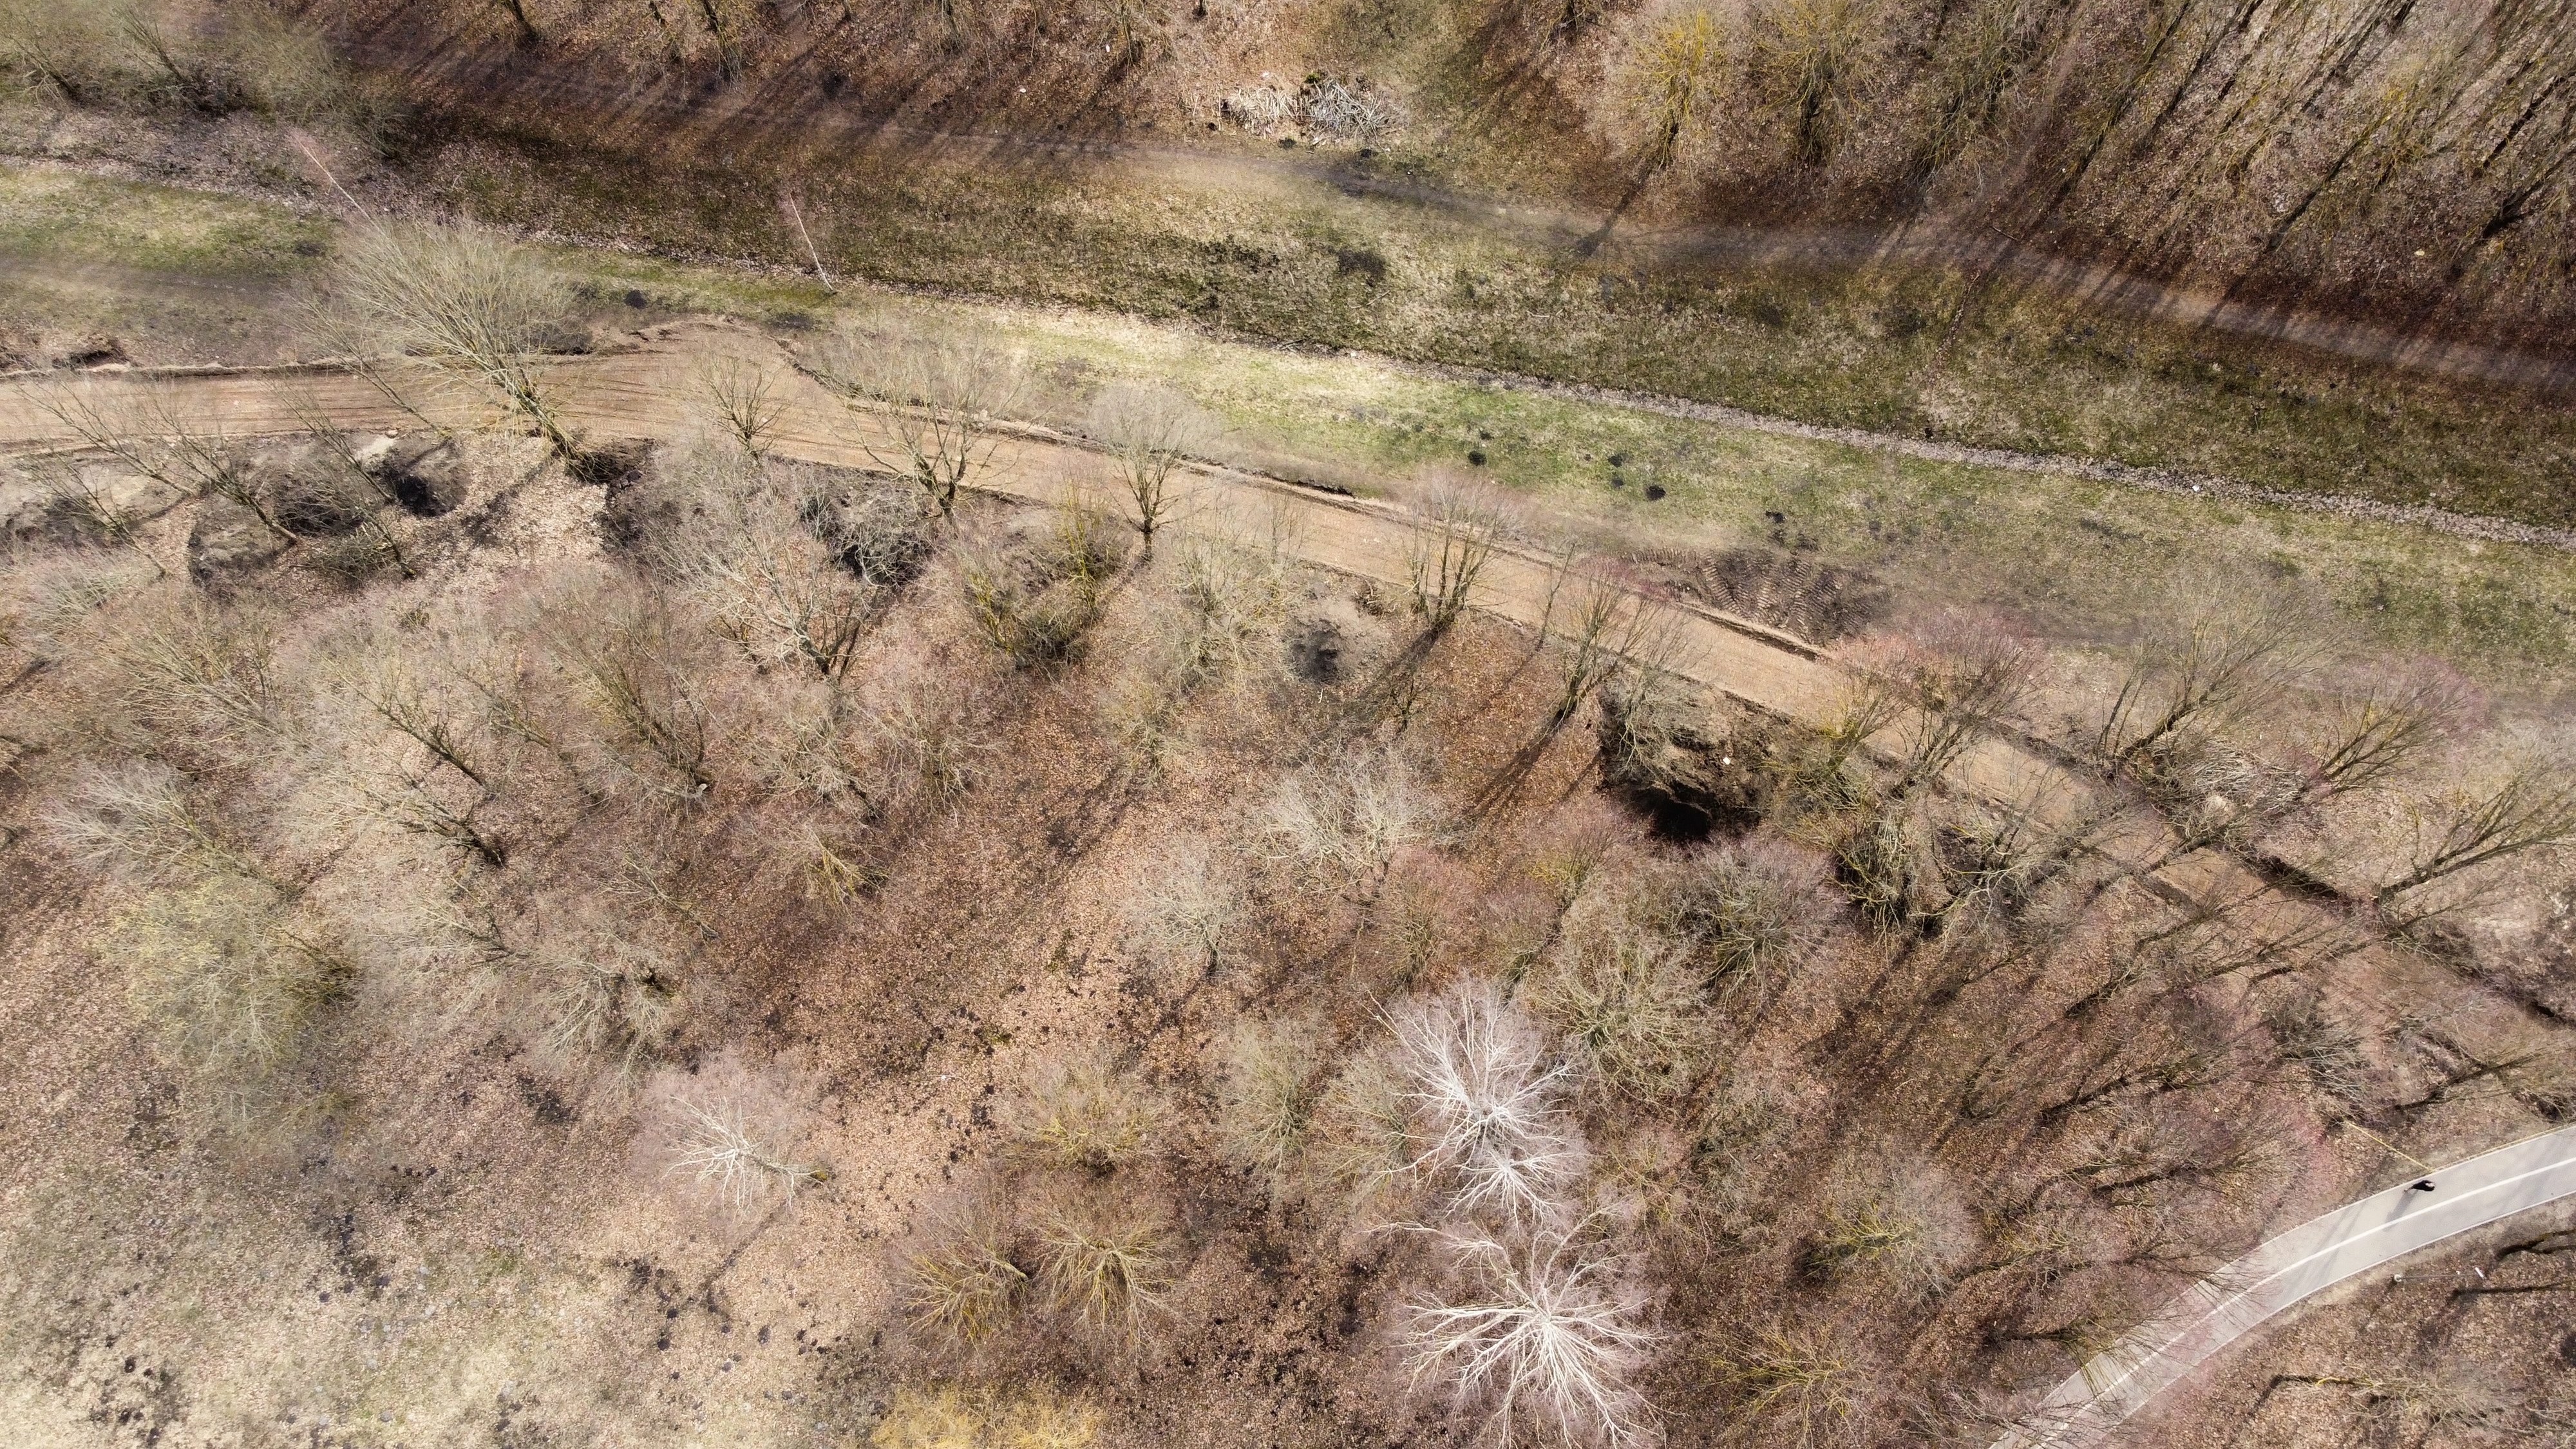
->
[
  {"left": 7, "top": 203, "right": 2571, "bottom": 554},
  {"left": 0, "top": 325, "right": 1850, "bottom": 721}
]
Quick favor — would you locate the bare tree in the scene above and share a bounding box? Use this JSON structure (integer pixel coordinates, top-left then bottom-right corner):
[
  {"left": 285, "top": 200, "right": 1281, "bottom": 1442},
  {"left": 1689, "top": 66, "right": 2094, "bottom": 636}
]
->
[
  {"left": 1405, "top": 1228, "right": 1660, "bottom": 1449},
  {"left": 697, "top": 356, "right": 785, "bottom": 461},
  {"left": 1390, "top": 979, "right": 1587, "bottom": 1225},
  {"left": 1406, "top": 478, "right": 1508, "bottom": 637},
  {"left": 1544, "top": 565, "right": 1690, "bottom": 729},
  {"left": 539, "top": 592, "right": 713, "bottom": 800},
  {"left": 24, "top": 379, "right": 296, "bottom": 538},
  {"left": 1090, "top": 383, "right": 1218, "bottom": 548},
  {"left": 828, "top": 335, "right": 1018, "bottom": 521},
  {"left": 327, "top": 222, "right": 582, "bottom": 460},
  {"left": 1866, "top": 623, "right": 2037, "bottom": 798},
  {"left": 2094, "top": 600, "right": 2324, "bottom": 773},
  {"left": 280, "top": 389, "right": 416, "bottom": 577},
  {"left": 2377, "top": 758, "right": 2576, "bottom": 909},
  {"left": 661, "top": 1091, "right": 825, "bottom": 1217}
]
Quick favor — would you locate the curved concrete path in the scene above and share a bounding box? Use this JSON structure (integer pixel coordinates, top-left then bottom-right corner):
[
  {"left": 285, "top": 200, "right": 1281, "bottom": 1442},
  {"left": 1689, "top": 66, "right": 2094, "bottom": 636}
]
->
[{"left": 1993, "top": 1123, "right": 2576, "bottom": 1448}]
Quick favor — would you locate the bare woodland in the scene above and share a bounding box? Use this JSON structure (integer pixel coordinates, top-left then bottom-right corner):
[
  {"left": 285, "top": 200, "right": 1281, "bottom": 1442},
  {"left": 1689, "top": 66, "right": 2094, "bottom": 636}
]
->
[{"left": 0, "top": 212, "right": 2570, "bottom": 1446}]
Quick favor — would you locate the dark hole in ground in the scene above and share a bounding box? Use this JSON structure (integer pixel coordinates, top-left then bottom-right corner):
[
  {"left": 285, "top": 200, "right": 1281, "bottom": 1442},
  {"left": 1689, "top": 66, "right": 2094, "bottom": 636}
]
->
[
  {"left": 569, "top": 439, "right": 652, "bottom": 488},
  {"left": 1287, "top": 620, "right": 1343, "bottom": 682}
]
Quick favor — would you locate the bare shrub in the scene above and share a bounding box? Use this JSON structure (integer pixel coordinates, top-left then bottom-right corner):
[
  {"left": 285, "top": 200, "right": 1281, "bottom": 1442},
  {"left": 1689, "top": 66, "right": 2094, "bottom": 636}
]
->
[
  {"left": 1666, "top": 842, "right": 1823, "bottom": 1005},
  {"left": 1800, "top": 1153, "right": 1971, "bottom": 1300},
  {"left": 1391, "top": 980, "right": 1586, "bottom": 1224},
  {"left": 108, "top": 595, "right": 289, "bottom": 756},
  {"left": 1752, "top": 0, "right": 1875, "bottom": 167},
  {"left": 529, "top": 923, "right": 689, "bottom": 1074},
  {"left": 905, "top": 1200, "right": 1029, "bottom": 1346},
  {"left": 1259, "top": 742, "right": 1441, "bottom": 897},
  {"left": 324, "top": 222, "right": 582, "bottom": 459},
  {"left": 958, "top": 499, "right": 1119, "bottom": 667},
  {"left": 868, "top": 666, "right": 990, "bottom": 810},
  {"left": 826, "top": 333, "right": 1019, "bottom": 520},
  {"left": 447, "top": 900, "right": 691, "bottom": 1076},
  {"left": 814, "top": 477, "right": 936, "bottom": 586},
  {"left": 0, "top": 3, "right": 129, "bottom": 104},
  {"left": 1037, "top": 1198, "right": 1175, "bottom": 1343},
  {"left": 1216, "top": 1014, "right": 1321, "bottom": 1190},
  {"left": 1404, "top": 1228, "right": 1660, "bottom": 1449},
  {"left": 1536, "top": 922, "right": 1709, "bottom": 1101},
  {"left": 42, "top": 760, "right": 266, "bottom": 883},
  {"left": 0, "top": 549, "right": 157, "bottom": 663},
  {"left": 1833, "top": 798, "right": 1944, "bottom": 935},
  {"left": 1305, "top": 1050, "right": 1414, "bottom": 1204},
  {"left": 661, "top": 448, "right": 886, "bottom": 679},
  {"left": 1014, "top": 1055, "right": 1161, "bottom": 1173},
  {"left": 1099, "top": 521, "right": 1293, "bottom": 759},
  {"left": 2267, "top": 992, "right": 2372, "bottom": 1116},
  {"left": 1710, "top": 1327, "right": 1864, "bottom": 1448},
  {"left": 1300, "top": 75, "right": 1399, "bottom": 142},
  {"left": 652, "top": 1073, "right": 824, "bottom": 1218},
  {"left": 1128, "top": 837, "right": 1241, "bottom": 975},
  {"left": 1631, "top": 7, "right": 1725, "bottom": 167},
  {"left": 114, "top": 873, "right": 348, "bottom": 1130}
]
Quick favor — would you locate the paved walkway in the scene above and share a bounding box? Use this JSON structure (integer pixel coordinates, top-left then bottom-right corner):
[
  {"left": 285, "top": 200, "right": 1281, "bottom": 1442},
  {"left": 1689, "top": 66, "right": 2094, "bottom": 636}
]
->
[{"left": 1993, "top": 1123, "right": 2576, "bottom": 1447}]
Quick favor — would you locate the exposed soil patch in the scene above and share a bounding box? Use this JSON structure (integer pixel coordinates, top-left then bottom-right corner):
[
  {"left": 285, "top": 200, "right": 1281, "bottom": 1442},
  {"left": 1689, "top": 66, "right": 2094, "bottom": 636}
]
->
[{"left": 1645, "top": 545, "right": 1895, "bottom": 645}]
